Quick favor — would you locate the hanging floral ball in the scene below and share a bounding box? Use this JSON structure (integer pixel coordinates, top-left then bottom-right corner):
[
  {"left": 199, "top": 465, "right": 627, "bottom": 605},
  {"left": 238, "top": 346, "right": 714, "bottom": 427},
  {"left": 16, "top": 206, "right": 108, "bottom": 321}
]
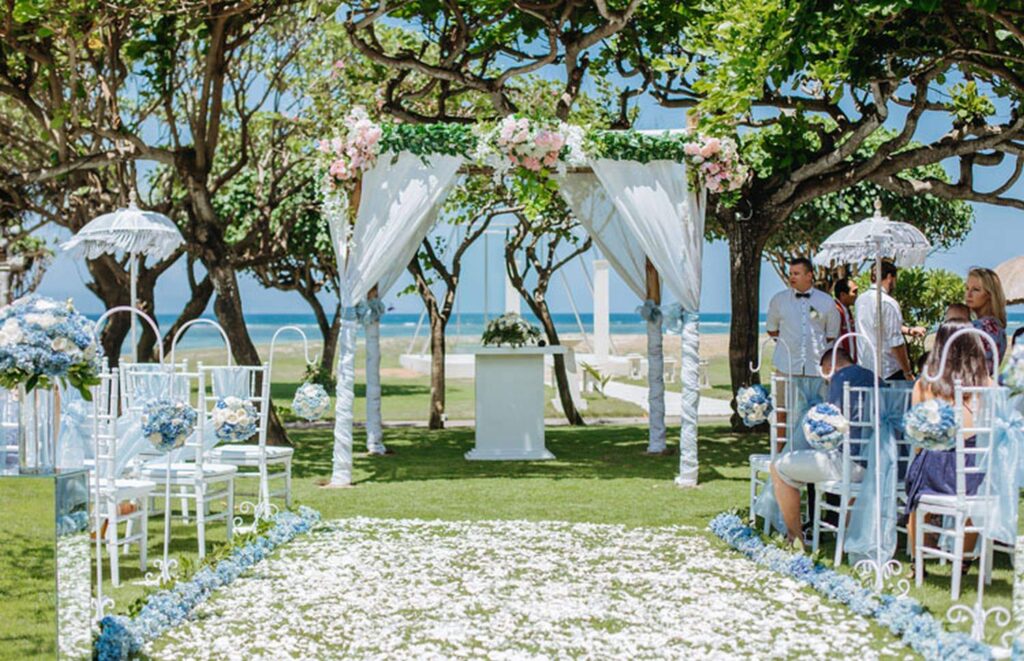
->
[
  {"left": 142, "top": 398, "right": 197, "bottom": 453},
  {"left": 802, "top": 403, "right": 849, "bottom": 451},
  {"left": 212, "top": 396, "right": 258, "bottom": 442},
  {"left": 292, "top": 383, "right": 330, "bottom": 421},
  {"left": 736, "top": 385, "right": 772, "bottom": 427},
  {"left": 903, "top": 399, "right": 958, "bottom": 451}
]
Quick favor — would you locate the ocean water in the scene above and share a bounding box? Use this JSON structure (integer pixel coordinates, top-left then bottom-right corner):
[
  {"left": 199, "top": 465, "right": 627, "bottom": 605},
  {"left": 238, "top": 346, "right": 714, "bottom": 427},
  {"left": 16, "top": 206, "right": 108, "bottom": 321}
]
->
[{"left": 139, "top": 311, "right": 1024, "bottom": 350}]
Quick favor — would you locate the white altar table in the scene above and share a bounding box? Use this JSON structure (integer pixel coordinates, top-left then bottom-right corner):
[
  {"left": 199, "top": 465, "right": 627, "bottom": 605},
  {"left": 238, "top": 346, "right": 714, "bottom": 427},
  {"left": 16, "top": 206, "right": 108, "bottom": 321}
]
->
[{"left": 465, "top": 346, "right": 565, "bottom": 461}]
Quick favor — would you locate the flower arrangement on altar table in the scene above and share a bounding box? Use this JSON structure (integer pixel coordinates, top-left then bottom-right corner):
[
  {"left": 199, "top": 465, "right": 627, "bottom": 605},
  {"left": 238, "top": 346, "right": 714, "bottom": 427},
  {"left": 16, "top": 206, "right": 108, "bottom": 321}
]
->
[
  {"left": 141, "top": 398, "right": 197, "bottom": 452},
  {"left": 481, "top": 313, "right": 543, "bottom": 349},
  {"left": 802, "top": 403, "right": 849, "bottom": 451},
  {"left": 736, "top": 384, "right": 772, "bottom": 427},
  {"left": 318, "top": 106, "right": 383, "bottom": 190},
  {"left": 292, "top": 382, "right": 330, "bottom": 421},
  {"left": 94, "top": 507, "right": 321, "bottom": 661},
  {"left": 903, "top": 399, "right": 958, "bottom": 451},
  {"left": 1002, "top": 343, "right": 1024, "bottom": 394},
  {"left": 0, "top": 295, "right": 101, "bottom": 398},
  {"left": 212, "top": 396, "right": 258, "bottom": 442},
  {"left": 708, "top": 512, "right": 990, "bottom": 660}
]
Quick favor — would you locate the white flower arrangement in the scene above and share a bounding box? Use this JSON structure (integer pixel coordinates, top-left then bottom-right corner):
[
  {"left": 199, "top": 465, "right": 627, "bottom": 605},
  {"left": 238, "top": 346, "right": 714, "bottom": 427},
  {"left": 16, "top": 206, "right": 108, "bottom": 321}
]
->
[
  {"left": 736, "top": 385, "right": 772, "bottom": 427},
  {"left": 292, "top": 382, "right": 330, "bottom": 421},
  {"left": 903, "top": 399, "right": 958, "bottom": 451},
  {"left": 0, "top": 295, "right": 101, "bottom": 397},
  {"left": 212, "top": 396, "right": 258, "bottom": 443},
  {"left": 141, "top": 398, "right": 197, "bottom": 453},
  {"left": 1001, "top": 343, "right": 1024, "bottom": 395},
  {"left": 481, "top": 312, "right": 543, "bottom": 348},
  {"left": 802, "top": 403, "right": 849, "bottom": 451}
]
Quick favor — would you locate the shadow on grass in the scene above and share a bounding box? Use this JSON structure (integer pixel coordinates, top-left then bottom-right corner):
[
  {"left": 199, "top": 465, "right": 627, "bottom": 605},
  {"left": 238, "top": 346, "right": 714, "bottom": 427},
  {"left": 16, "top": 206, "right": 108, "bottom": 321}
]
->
[{"left": 288, "top": 424, "right": 766, "bottom": 484}]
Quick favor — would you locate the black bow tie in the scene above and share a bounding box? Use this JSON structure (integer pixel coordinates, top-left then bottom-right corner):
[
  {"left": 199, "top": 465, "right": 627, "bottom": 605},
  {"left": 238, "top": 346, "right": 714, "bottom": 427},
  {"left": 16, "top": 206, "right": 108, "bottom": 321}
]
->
[{"left": 795, "top": 292, "right": 811, "bottom": 299}]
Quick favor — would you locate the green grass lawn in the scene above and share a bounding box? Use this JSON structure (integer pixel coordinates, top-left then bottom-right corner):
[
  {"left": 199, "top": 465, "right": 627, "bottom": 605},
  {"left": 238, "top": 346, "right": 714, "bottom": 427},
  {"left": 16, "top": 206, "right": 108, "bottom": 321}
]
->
[{"left": 99, "top": 421, "right": 1016, "bottom": 647}]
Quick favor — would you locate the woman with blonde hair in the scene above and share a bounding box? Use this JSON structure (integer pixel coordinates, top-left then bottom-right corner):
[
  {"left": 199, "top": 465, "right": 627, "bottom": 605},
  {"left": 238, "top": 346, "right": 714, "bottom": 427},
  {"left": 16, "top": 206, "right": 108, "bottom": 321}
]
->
[{"left": 965, "top": 266, "right": 1007, "bottom": 370}]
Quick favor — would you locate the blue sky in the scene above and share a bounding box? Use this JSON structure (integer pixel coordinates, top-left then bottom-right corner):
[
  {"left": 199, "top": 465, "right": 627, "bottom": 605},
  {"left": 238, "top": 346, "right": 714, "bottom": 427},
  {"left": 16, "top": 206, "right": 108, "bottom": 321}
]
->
[{"left": 35, "top": 68, "right": 1024, "bottom": 317}]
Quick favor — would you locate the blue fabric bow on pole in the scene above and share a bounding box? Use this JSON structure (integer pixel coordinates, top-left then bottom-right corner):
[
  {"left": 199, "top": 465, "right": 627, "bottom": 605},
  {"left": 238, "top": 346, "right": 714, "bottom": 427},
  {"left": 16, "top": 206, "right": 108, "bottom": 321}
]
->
[
  {"left": 978, "top": 390, "right": 1024, "bottom": 546},
  {"left": 636, "top": 299, "right": 662, "bottom": 324},
  {"left": 355, "top": 299, "right": 387, "bottom": 327},
  {"left": 844, "top": 386, "right": 908, "bottom": 565},
  {"left": 752, "top": 376, "right": 827, "bottom": 534},
  {"left": 663, "top": 303, "right": 696, "bottom": 335}
]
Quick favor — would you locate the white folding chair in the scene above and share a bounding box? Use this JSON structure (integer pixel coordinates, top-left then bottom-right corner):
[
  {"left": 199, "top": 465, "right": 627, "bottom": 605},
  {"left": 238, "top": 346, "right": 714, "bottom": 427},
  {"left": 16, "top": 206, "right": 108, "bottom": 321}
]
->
[
  {"left": 914, "top": 383, "right": 998, "bottom": 600},
  {"left": 812, "top": 383, "right": 873, "bottom": 565},
  {"left": 749, "top": 371, "right": 790, "bottom": 534},
  {"left": 138, "top": 363, "right": 236, "bottom": 559},
  {"left": 92, "top": 368, "right": 155, "bottom": 586},
  {"left": 206, "top": 363, "right": 293, "bottom": 512}
]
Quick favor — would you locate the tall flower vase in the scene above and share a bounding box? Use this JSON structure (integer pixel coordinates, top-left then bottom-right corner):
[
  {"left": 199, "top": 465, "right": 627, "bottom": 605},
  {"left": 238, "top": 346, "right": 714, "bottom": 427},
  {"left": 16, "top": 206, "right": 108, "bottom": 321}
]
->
[{"left": 18, "top": 385, "right": 60, "bottom": 475}]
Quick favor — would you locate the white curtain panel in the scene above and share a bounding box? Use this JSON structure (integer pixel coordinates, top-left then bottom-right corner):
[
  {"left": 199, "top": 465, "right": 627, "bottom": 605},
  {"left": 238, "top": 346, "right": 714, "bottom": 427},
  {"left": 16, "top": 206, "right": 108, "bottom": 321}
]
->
[
  {"left": 556, "top": 171, "right": 666, "bottom": 452},
  {"left": 363, "top": 202, "right": 447, "bottom": 455},
  {"left": 590, "top": 159, "right": 706, "bottom": 484},
  {"left": 328, "top": 151, "right": 463, "bottom": 485},
  {"left": 555, "top": 172, "right": 646, "bottom": 298}
]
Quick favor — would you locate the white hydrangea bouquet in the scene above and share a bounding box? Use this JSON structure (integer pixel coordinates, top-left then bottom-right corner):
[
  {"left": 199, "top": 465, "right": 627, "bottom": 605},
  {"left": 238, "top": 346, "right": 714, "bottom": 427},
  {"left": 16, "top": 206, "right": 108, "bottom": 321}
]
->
[
  {"left": 903, "top": 399, "right": 958, "bottom": 451},
  {"left": 802, "top": 403, "right": 849, "bottom": 451},
  {"left": 481, "top": 312, "right": 543, "bottom": 349},
  {"left": 1001, "top": 343, "right": 1024, "bottom": 394},
  {"left": 142, "top": 398, "right": 197, "bottom": 453},
  {"left": 0, "top": 295, "right": 101, "bottom": 398},
  {"left": 212, "top": 396, "right": 258, "bottom": 442},
  {"left": 292, "top": 382, "right": 330, "bottom": 421},
  {"left": 736, "top": 384, "right": 772, "bottom": 427}
]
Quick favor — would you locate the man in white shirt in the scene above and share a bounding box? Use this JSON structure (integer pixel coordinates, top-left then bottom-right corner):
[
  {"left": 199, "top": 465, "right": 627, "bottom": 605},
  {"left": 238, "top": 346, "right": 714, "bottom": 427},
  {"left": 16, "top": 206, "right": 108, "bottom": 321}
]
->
[
  {"left": 766, "top": 257, "right": 841, "bottom": 377},
  {"left": 855, "top": 261, "right": 923, "bottom": 381}
]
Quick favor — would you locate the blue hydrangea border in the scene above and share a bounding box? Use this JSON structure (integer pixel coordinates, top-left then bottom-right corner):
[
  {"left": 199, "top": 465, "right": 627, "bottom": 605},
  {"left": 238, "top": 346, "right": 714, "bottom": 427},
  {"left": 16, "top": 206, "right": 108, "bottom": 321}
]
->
[
  {"left": 708, "top": 513, "right": 992, "bottom": 661},
  {"left": 95, "top": 506, "right": 321, "bottom": 660}
]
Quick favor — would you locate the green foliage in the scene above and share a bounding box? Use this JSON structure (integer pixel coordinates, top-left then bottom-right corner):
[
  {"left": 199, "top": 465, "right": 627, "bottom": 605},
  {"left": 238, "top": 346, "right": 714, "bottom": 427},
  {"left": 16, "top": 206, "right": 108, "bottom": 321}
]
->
[
  {"left": 304, "top": 359, "right": 336, "bottom": 390},
  {"left": 587, "top": 130, "right": 692, "bottom": 163},
  {"left": 854, "top": 266, "right": 965, "bottom": 365},
  {"left": 381, "top": 123, "right": 476, "bottom": 158},
  {"left": 580, "top": 362, "right": 612, "bottom": 397},
  {"left": 949, "top": 81, "right": 996, "bottom": 126}
]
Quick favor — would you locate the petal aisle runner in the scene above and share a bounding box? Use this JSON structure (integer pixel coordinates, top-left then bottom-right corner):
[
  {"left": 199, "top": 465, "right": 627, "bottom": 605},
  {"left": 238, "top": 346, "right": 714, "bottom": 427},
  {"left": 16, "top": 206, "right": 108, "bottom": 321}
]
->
[{"left": 153, "top": 518, "right": 907, "bottom": 659}]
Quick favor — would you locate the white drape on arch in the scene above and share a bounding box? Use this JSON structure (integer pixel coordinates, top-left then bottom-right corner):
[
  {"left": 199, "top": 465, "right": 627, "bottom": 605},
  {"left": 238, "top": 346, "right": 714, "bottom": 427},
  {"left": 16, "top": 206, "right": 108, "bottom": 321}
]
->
[
  {"left": 590, "top": 159, "right": 706, "bottom": 485},
  {"left": 326, "top": 151, "right": 463, "bottom": 485},
  {"left": 555, "top": 171, "right": 667, "bottom": 453}
]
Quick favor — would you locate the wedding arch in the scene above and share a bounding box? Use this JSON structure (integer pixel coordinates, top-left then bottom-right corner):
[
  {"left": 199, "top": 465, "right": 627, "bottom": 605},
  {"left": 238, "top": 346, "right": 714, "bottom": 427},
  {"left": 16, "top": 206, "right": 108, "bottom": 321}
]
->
[{"left": 314, "top": 111, "right": 747, "bottom": 487}]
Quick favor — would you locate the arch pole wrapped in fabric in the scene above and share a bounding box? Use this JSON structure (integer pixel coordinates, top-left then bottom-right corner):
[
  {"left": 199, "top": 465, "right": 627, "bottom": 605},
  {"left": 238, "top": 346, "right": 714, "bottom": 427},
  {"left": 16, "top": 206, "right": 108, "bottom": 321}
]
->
[
  {"left": 555, "top": 171, "right": 668, "bottom": 453},
  {"left": 325, "top": 152, "right": 463, "bottom": 486},
  {"left": 590, "top": 159, "right": 706, "bottom": 485}
]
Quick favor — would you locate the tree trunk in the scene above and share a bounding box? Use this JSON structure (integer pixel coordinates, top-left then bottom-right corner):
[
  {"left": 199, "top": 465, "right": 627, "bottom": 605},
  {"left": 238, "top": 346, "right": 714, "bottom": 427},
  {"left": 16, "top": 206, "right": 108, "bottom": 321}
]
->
[
  {"left": 207, "top": 258, "right": 289, "bottom": 446},
  {"left": 530, "top": 297, "right": 584, "bottom": 426},
  {"left": 726, "top": 219, "right": 768, "bottom": 431},
  {"left": 320, "top": 309, "right": 341, "bottom": 382},
  {"left": 428, "top": 309, "right": 447, "bottom": 429},
  {"left": 85, "top": 255, "right": 132, "bottom": 368},
  {"left": 159, "top": 275, "right": 215, "bottom": 360}
]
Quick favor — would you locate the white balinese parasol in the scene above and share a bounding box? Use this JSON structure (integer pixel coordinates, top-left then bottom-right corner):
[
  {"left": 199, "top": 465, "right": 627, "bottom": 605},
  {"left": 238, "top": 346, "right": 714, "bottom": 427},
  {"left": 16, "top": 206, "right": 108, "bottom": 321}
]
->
[
  {"left": 61, "top": 192, "right": 184, "bottom": 360},
  {"left": 816, "top": 198, "right": 931, "bottom": 591},
  {"left": 994, "top": 255, "right": 1024, "bottom": 305}
]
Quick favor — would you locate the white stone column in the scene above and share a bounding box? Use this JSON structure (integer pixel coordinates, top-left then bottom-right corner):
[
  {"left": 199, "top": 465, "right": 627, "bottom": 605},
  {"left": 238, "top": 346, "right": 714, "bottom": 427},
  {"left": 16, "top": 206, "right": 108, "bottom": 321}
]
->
[
  {"left": 504, "top": 270, "right": 520, "bottom": 315},
  {"left": 593, "top": 259, "right": 610, "bottom": 360}
]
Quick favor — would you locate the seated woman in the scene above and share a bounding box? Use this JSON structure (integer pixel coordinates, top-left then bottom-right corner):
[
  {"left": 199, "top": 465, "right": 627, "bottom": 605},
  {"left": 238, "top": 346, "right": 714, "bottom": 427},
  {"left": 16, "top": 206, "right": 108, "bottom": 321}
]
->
[
  {"left": 770, "top": 347, "right": 874, "bottom": 546},
  {"left": 904, "top": 320, "right": 992, "bottom": 567}
]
